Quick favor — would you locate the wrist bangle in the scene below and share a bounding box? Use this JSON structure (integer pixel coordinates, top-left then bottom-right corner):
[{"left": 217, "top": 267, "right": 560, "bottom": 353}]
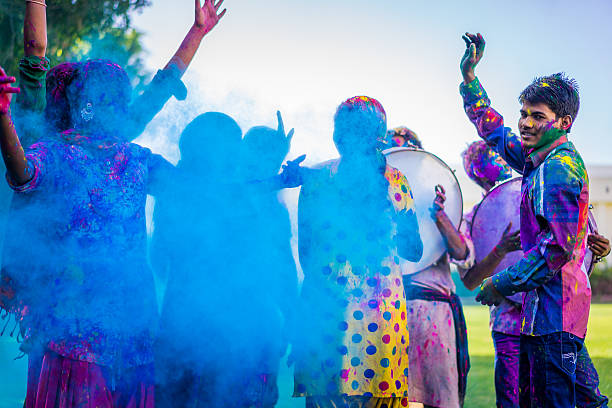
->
[
  {"left": 480, "top": 278, "right": 488, "bottom": 292},
  {"left": 26, "top": 0, "right": 47, "bottom": 7}
]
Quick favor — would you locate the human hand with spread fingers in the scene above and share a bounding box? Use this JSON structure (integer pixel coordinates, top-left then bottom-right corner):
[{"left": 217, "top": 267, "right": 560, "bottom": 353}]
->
[
  {"left": 0, "top": 66, "right": 31, "bottom": 187},
  {"left": 0, "top": 68, "right": 20, "bottom": 115},
  {"left": 194, "top": 0, "right": 227, "bottom": 35},
  {"left": 460, "top": 32, "right": 485, "bottom": 85}
]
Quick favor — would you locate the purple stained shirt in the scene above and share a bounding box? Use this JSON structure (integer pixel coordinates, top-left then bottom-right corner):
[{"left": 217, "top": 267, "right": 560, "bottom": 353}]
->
[
  {"left": 460, "top": 207, "right": 521, "bottom": 336},
  {"left": 461, "top": 77, "right": 591, "bottom": 338},
  {"left": 1, "top": 129, "right": 173, "bottom": 368}
]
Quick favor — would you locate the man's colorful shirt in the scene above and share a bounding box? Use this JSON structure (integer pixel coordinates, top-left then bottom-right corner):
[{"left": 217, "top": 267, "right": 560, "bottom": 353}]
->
[{"left": 460, "top": 77, "right": 590, "bottom": 338}]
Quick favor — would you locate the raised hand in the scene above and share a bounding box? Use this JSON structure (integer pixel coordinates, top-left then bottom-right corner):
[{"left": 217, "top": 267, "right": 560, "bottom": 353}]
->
[
  {"left": 276, "top": 110, "right": 295, "bottom": 142},
  {"left": 495, "top": 222, "right": 521, "bottom": 256},
  {"left": 430, "top": 184, "right": 446, "bottom": 218},
  {"left": 0, "top": 67, "right": 20, "bottom": 115},
  {"left": 460, "top": 32, "right": 485, "bottom": 84},
  {"left": 280, "top": 154, "right": 307, "bottom": 188},
  {"left": 195, "top": 0, "right": 227, "bottom": 35},
  {"left": 0, "top": 66, "right": 30, "bottom": 186}
]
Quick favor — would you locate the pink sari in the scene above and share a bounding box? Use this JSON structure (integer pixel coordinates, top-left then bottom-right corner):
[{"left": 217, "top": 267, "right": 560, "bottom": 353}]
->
[{"left": 24, "top": 350, "right": 154, "bottom": 408}]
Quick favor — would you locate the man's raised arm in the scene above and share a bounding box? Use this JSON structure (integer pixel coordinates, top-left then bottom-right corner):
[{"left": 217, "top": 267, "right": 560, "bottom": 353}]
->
[{"left": 459, "top": 32, "right": 526, "bottom": 173}]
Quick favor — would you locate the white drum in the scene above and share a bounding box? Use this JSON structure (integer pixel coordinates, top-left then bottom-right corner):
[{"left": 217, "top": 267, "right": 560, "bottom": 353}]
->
[{"left": 383, "top": 147, "right": 463, "bottom": 274}]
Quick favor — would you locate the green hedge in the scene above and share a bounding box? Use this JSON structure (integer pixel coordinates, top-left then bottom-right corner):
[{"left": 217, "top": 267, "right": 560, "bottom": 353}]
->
[{"left": 591, "top": 260, "right": 612, "bottom": 301}]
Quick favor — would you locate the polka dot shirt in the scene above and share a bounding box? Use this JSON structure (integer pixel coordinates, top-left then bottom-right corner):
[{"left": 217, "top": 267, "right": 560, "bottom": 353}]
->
[{"left": 293, "top": 164, "right": 417, "bottom": 398}]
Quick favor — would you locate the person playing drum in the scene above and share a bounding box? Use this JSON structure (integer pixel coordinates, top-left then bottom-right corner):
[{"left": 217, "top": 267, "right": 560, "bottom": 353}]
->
[
  {"left": 383, "top": 127, "right": 475, "bottom": 408},
  {"left": 291, "top": 97, "right": 423, "bottom": 408},
  {"left": 459, "top": 140, "right": 610, "bottom": 408},
  {"left": 461, "top": 32, "right": 592, "bottom": 407}
]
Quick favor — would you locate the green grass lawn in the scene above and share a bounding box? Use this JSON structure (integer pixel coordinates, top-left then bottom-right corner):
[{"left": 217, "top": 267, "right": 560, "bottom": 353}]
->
[{"left": 1, "top": 305, "right": 611, "bottom": 408}]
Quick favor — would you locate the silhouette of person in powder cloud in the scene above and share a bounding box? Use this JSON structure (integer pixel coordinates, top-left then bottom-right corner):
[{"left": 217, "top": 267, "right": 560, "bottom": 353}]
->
[
  {"left": 152, "top": 111, "right": 245, "bottom": 407},
  {"left": 291, "top": 96, "right": 423, "bottom": 408},
  {"left": 153, "top": 111, "right": 298, "bottom": 408},
  {"left": 237, "top": 112, "right": 300, "bottom": 406}
]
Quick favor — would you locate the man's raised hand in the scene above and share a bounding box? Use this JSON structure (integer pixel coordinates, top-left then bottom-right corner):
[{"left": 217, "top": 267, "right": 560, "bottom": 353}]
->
[
  {"left": 195, "top": 0, "right": 227, "bottom": 35},
  {"left": 460, "top": 32, "right": 485, "bottom": 84}
]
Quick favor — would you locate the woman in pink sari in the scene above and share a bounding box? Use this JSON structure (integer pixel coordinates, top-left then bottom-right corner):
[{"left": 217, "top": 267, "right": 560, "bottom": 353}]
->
[{"left": 0, "top": 1, "right": 226, "bottom": 406}]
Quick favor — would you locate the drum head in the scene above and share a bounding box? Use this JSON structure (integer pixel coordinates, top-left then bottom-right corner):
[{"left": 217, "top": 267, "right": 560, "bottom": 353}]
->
[
  {"left": 471, "top": 177, "right": 595, "bottom": 279},
  {"left": 471, "top": 178, "right": 523, "bottom": 276},
  {"left": 383, "top": 147, "right": 464, "bottom": 274}
]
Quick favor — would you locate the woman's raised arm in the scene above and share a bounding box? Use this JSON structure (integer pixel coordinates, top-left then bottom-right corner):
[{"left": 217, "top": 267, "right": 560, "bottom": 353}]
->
[{"left": 0, "top": 67, "right": 31, "bottom": 186}]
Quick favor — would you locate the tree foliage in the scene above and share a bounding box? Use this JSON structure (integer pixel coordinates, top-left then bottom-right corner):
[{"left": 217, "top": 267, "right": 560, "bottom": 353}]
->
[{"left": 0, "top": 0, "right": 151, "bottom": 89}]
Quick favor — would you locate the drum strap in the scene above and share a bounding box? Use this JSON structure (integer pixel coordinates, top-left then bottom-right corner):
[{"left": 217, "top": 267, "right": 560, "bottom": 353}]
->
[{"left": 404, "top": 283, "right": 470, "bottom": 406}]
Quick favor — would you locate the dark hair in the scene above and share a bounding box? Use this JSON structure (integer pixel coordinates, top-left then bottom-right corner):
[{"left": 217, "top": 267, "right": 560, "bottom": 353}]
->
[
  {"left": 518, "top": 73, "right": 580, "bottom": 132},
  {"left": 385, "top": 126, "right": 422, "bottom": 149},
  {"left": 46, "top": 62, "right": 81, "bottom": 132},
  {"left": 68, "top": 59, "right": 132, "bottom": 112}
]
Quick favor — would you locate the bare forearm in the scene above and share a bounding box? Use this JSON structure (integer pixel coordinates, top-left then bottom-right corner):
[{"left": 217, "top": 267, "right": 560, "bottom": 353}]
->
[
  {"left": 463, "top": 70, "right": 475, "bottom": 85},
  {"left": 462, "top": 249, "right": 504, "bottom": 290},
  {"left": 164, "top": 24, "right": 207, "bottom": 77},
  {"left": 24, "top": 1, "right": 47, "bottom": 57},
  {"left": 0, "top": 112, "right": 30, "bottom": 185},
  {"left": 435, "top": 211, "right": 468, "bottom": 260}
]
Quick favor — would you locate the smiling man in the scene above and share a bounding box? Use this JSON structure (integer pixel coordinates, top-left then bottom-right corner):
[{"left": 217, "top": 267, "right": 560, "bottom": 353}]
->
[{"left": 458, "top": 33, "right": 591, "bottom": 408}]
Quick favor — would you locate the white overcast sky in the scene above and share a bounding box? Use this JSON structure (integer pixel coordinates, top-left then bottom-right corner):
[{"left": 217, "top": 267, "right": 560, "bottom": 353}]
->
[{"left": 132, "top": 0, "right": 612, "bottom": 167}]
